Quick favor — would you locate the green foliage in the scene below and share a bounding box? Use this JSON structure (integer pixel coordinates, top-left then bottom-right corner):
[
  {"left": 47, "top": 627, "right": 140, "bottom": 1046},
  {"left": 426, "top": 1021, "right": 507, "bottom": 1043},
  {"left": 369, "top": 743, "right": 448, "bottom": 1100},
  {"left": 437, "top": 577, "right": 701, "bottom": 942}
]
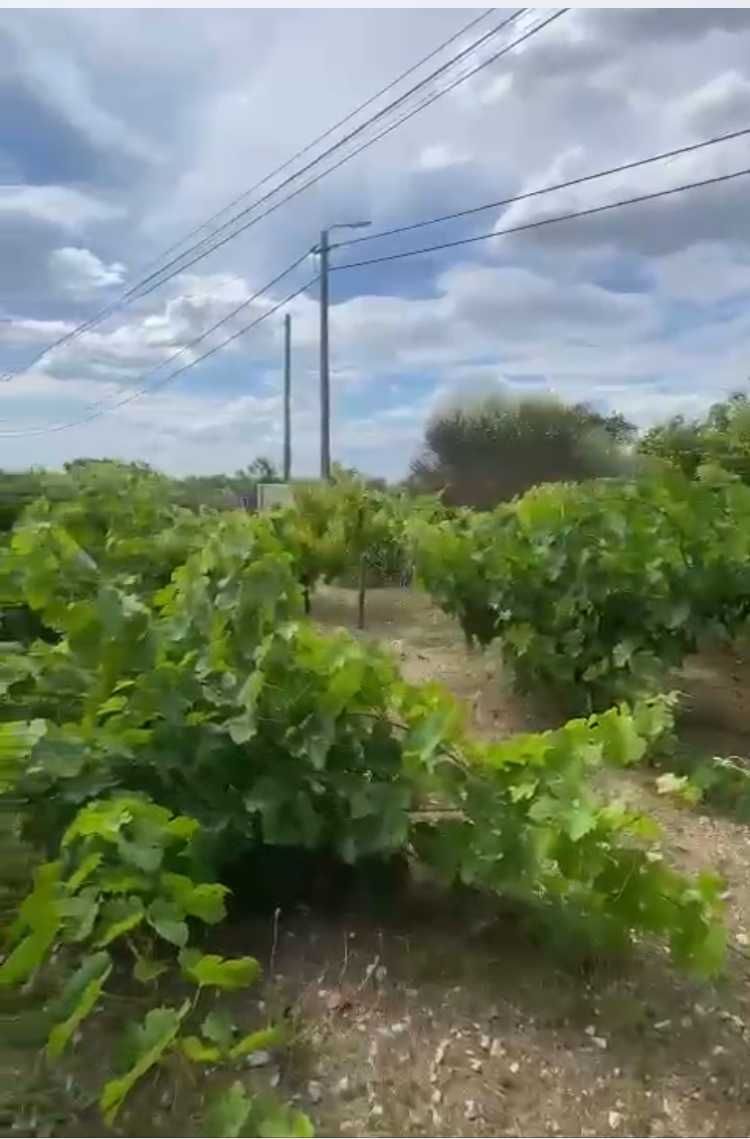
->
[
  {"left": 203, "top": 1082, "right": 314, "bottom": 1139},
  {"left": 180, "top": 950, "right": 261, "bottom": 990},
  {"left": 100, "top": 1002, "right": 188, "bottom": 1124},
  {"left": 640, "top": 390, "right": 750, "bottom": 484},
  {"left": 47, "top": 950, "right": 112, "bottom": 1058},
  {"left": 0, "top": 460, "right": 732, "bottom": 1133},
  {"left": 415, "top": 472, "right": 750, "bottom": 707}
]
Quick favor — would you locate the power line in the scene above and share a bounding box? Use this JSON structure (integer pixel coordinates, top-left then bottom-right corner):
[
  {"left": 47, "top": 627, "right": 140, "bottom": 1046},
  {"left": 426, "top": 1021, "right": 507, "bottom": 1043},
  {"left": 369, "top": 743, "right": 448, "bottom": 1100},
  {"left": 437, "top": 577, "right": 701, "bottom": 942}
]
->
[
  {"left": 128, "top": 9, "right": 530, "bottom": 296},
  {"left": 23, "top": 249, "right": 312, "bottom": 426},
  {"left": 329, "top": 124, "right": 750, "bottom": 250},
  {"left": 104, "top": 10, "right": 528, "bottom": 302},
  {"left": 9, "top": 160, "right": 741, "bottom": 441},
  {"left": 114, "top": 11, "right": 559, "bottom": 303},
  {"left": 0, "top": 277, "right": 318, "bottom": 439},
  {"left": 0, "top": 12, "right": 495, "bottom": 385},
  {"left": 332, "top": 165, "right": 750, "bottom": 272},
  {"left": 3, "top": 7, "right": 542, "bottom": 382},
  {"left": 140, "top": 8, "right": 498, "bottom": 273}
]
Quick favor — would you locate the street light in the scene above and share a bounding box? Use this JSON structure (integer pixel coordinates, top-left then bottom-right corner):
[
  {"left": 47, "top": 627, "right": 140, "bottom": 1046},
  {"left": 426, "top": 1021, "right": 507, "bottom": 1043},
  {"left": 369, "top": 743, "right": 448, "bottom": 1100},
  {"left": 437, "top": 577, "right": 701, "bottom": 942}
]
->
[{"left": 317, "top": 220, "right": 371, "bottom": 480}]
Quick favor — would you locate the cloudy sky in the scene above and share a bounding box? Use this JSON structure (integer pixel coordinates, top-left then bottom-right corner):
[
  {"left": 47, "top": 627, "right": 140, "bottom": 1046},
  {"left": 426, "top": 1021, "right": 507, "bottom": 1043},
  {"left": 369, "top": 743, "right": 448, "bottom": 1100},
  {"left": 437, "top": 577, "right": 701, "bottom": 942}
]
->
[{"left": 2, "top": 6, "right": 750, "bottom": 479}]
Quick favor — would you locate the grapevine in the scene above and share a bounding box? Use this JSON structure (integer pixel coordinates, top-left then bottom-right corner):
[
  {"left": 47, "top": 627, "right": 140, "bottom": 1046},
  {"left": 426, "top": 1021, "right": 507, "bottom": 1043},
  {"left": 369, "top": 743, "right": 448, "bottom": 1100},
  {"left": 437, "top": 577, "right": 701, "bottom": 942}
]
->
[
  {"left": 0, "top": 465, "right": 729, "bottom": 1134},
  {"left": 413, "top": 470, "right": 750, "bottom": 708}
]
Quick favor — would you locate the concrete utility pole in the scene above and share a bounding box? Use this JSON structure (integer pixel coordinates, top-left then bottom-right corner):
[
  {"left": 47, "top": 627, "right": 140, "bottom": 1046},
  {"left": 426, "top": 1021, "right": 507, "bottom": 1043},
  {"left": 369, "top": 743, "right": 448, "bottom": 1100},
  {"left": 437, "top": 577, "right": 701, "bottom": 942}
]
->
[
  {"left": 318, "top": 229, "right": 330, "bottom": 481},
  {"left": 283, "top": 312, "right": 291, "bottom": 481},
  {"left": 317, "top": 220, "right": 371, "bottom": 481}
]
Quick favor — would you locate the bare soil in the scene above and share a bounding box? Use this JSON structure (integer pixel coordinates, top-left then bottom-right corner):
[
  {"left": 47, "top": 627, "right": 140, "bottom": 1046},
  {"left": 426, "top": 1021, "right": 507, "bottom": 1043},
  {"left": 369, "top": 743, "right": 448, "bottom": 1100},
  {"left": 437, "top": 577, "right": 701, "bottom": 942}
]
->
[{"left": 5, "top": 585, "right": 750, "bottom": 1138}]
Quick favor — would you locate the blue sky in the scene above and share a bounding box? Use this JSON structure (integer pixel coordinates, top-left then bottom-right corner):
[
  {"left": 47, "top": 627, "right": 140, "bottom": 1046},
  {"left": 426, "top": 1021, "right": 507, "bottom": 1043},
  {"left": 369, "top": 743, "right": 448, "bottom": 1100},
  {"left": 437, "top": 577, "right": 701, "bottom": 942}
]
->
[{"left": 2, "top": 7, "right": 750, "bottom": 479}]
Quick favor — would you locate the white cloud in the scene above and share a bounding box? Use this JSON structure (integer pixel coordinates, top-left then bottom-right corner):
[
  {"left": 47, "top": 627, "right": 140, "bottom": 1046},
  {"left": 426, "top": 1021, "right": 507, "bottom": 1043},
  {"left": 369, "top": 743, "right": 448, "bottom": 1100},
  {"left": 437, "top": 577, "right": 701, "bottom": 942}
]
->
[
  {"left": 479, "top": 72, "right": 513, "bottom": 105},
  {"left": 0, "top": 13, "right": 163, "bottom": 165},
  {"left": 0, "top": 185, "right": 123, "bottom": 231},
  {"left": 417, "top": 143, "right": 470, "bottom": 172},
  {"left": 4, "top": 9, "right": 750, "bottom": 478},
  {"left": 50, "top": 246, "right": 126, "bottom": 296},
  {"left": 650, "top": 242, "right": 750, "bottom": 302},
  {"left": 681, "top": 70, "right": 750, "bottom": 135},
  {"left": 0, "top": 316, "right": 74, "bottom": 345}
]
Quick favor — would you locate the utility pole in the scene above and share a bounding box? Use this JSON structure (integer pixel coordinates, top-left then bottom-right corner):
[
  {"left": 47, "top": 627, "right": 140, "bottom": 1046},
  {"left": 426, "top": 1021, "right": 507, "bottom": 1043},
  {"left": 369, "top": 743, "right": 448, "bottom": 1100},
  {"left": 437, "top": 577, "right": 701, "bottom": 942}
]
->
[
  {"left": 283, "top": 312, "right": 291, "bottom": 482},
  {"left": 318, "top": 228, "right": 331, "bottom": 481},
  {"left": 317, "top": 220, "right": 371, "bottom": 482}
]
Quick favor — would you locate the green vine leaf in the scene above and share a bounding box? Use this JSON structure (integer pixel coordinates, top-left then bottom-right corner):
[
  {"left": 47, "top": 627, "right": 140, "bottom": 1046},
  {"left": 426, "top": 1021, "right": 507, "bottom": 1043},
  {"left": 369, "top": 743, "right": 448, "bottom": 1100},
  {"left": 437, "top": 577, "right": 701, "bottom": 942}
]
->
[
  {"left": 94, "top": 896, "right": 145, "bottom": 947},
  {"left": 160, "top": 873, "right": 228, "bottom": 924},
  {"left": 201, "top": 1009, "right": 236, "bottom": 1050},
  {"left": 47, "top": 951, "right": 112, "bottom": 1058},
  {"left": 146, "top": 899, "right": 188, "bottom": 947},
  {"left": 252, "top": 1096, "right": 315, "bottom": 1138},
  {"left": 181, "top": 1035, "right": 222, "bottom": 1063},
  {"left": 229, "top": 1024, "right": 285, "bottom": 1059},
  {"left": 59, "top": 887, "right": 100, "bottom": 942},
  {"left": 65, "top": 851, "right": 102, "bottom": 893},
  {"left": 0, "top": 861, "right": 61, "bottom": 987},
  {"left": 202, "top": 1081, "right": 252, "bottom": 1138},
  {"left": 180, "top": 951, "right": 260, "bottom": 991},
  {"left": 100, "top": 1002, "right": 187, "bottom": 1124},
  {"left": 132, "top": 956, "right": 169, "bottom": 984},
  {"left": 0, "top": 719, "right": 47, "bottom": 791}
]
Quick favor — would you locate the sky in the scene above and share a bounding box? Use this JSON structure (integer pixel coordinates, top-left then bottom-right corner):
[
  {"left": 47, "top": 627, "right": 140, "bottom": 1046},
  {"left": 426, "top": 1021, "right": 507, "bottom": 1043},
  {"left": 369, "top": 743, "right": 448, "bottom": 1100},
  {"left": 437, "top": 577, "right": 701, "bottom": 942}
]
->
[{"left": 2, "top": 6, "right": 750, "bottom": 480}]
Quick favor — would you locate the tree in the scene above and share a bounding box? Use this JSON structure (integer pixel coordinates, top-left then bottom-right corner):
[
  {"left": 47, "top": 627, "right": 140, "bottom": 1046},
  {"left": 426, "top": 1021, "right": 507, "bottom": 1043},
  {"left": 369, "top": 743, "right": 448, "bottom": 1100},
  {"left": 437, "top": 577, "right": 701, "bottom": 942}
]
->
[
  {"left": 408, "top": 391, "right": 632, "bottom": 509},
  {"left": 248, "top": 457, "right": 278, "bottom": 481}
]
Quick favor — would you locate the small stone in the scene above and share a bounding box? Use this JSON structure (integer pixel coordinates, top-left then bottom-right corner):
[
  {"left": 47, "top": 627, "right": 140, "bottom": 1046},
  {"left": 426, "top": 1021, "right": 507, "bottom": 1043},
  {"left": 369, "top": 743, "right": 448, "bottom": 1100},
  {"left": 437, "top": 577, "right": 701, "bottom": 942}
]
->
[
  {"left": 490, "top": 1037, "right": 505, "bottom": 1058},
  {"left": 593, "top": 1036, "right": 608, "bottom": 1050},
  {"left": 509, "top": 1061, "right": 520, "bottom": 1074},
  {"left": 390, "top": 1021, "right": 408, "bottom": 1036},
  {"left": 464, "top": 1098, "right": 479, "bottom": 1121},
  {"left": 738, "top": 933, "right": 749, "bottom": 947},
  {"left": 307, "top": 1081, "right": 323, "bottom": 1104},
  {"left": 585, "top": 1025, "right": 596, "bottom": 1037},
  {"left": 469, "top": 1058, "right": 483, "bottom": 1072},
  {"left": 712, "top": 1044, "right": 727, "bottom": 1056},
  {"left": 335, "top": 1075, "right": 351, "bottom": 1096},
  {"left": 370, "top": 1103, "right": 384, "bottom": 1118},
  {"left": 375, "top": 964, "right": 388, "bottom": 983},
  {"left": 608, "top": 1111, "right": 623, "bottom": 1129},
  {"left": 480, "top": 1033, "right": 491, "bottom": 1052},
  {"left": 653, "top": 1020, "right": 671, "bottom": 1031},
  {"left": 431, "top": 1089, "right": 443, "bottom": 1106},
  {"left": 246, "top": 1050, "right": 271, "bottom": 1068},
  {"left": 270, "top": 1070, "right": 280, "bottom": 1088}
]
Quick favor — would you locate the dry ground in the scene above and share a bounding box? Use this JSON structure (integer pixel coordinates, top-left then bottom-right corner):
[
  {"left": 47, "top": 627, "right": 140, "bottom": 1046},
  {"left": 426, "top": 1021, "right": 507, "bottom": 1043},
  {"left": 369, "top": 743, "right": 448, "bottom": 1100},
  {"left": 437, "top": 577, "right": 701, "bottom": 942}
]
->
[{"left": 4, "top": 585, "right": 750, "bottom": 1138}]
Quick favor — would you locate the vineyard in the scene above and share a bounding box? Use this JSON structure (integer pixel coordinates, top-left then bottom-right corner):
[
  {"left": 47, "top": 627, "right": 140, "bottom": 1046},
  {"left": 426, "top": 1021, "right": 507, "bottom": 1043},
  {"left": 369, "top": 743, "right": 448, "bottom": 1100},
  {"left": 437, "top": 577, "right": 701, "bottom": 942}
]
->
[{"left": 2, "top": 461, "right": 750, "bottom": 1136}]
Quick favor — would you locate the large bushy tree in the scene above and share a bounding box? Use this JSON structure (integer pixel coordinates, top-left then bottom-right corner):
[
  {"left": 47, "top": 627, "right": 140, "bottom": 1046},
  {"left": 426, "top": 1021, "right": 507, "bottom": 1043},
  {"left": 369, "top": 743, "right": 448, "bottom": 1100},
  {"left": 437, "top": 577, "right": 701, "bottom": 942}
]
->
[{"left": 408, "top": 390, "right": 634, "bottom": 508}]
